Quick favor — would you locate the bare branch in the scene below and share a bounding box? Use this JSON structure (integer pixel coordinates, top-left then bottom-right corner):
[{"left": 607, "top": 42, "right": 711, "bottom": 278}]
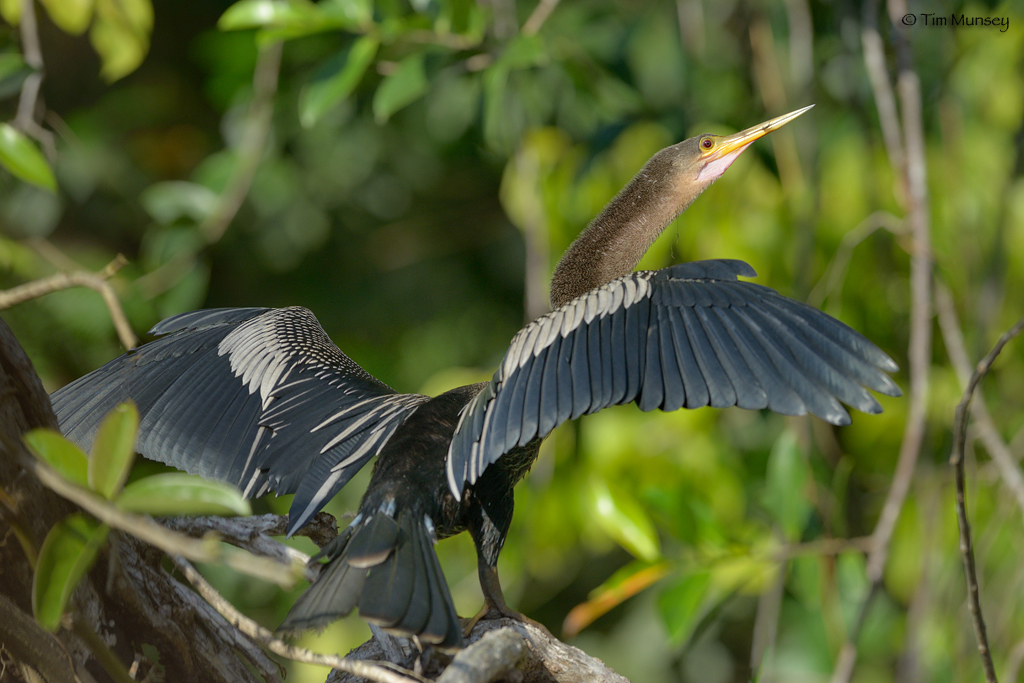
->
[
  {"left": 169, "top": 555, "right": 423, "bottom": 683},
  {"left": 0, "top": 256, "right": 137, "bottom": 350},
  {"left": 13, "top": 0, "right": 55, "bottom": 157},
  {"left": 950, "top": 316, "right": 1024, "bottom": 683}
]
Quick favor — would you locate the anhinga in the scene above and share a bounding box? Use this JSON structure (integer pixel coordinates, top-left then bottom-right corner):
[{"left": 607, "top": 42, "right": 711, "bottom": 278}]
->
[{"left": 51, "top": 105, "right": 900, "bottom": 649}]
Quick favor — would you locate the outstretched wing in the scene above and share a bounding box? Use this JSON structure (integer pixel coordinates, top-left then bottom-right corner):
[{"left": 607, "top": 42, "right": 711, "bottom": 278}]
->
[
  {"left": 52, "top": 307, "right": 429, "bottom": 534},
  {"left": 447, "top": 259, "right": 901, "bottom": 497}
]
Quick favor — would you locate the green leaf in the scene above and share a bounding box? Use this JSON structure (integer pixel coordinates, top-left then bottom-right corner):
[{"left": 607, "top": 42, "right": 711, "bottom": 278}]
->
[
  {"left": 218, "top": 0, "right": 334, "bottom": 35},
  {"left": 24, "top": 429, "right": 88, "bottom": 488},
  {"left": 39, "top": 0, "right": 95, "bottom": 35},
  {"left": 587, "top": 475, "right": 661, "bottom": 562},
  {"left": 140, "top": 180, "right": 219, "bottom": 225},
  {"left": 761, "top": 429, "right": 811, "bottom": 540},
  {"left": 299, "top": 35, "right": 378, "bottom": 128},
  {"left": 90, "top": 0, "right": 153, "bottom": 82},
  {"left": 33, "top": 513, "right": 110, "bottom": 631},
  {"left": 0, "top": 124, "right": 56, "bottom": 192},
  {"left": 657, "top": 570, "right": 712, "bottom": 644},
  {"left": 88, "top": 402, "right": 138, "bottom": 499},
  {"left": 372, "top": 52, "right": 428, "bottom": 124},
  {"left": 116, "top": 473, "right": 251, "bottom": 516}
]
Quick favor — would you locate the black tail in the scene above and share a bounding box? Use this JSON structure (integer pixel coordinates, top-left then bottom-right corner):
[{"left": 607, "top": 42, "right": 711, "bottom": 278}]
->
[{"left": 280, "top": 510, "right": 463, "bottom": 649}]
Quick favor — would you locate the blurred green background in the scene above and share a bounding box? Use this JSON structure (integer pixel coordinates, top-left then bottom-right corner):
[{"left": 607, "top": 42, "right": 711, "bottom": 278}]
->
[{"left": 2, "top": 0, "right": 1024, "bottom": 681}]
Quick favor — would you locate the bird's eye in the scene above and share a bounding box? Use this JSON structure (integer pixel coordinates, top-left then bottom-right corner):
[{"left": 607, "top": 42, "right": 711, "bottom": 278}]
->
[{"left": 700, "top": 138, "right": 714, "bottom": 150}]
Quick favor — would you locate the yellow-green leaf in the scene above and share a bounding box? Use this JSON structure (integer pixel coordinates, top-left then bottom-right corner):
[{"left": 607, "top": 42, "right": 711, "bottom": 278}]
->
[
  {"left": 90, "top": 0, "right": 153, "bottom": 82},
  {"left": 0, "top": 124, "right": 56, "bottom": 192},
  {"left": 299, "top": 35, "right": 378, "bottom": 128},
  {"left": 587, "top": 475, "right": 661, "bottom": 562},
  {"left": 24, "top": 429, "right": 88, "bottom": 488},
  {"left": 88, "top": 402, "right": 138, "bottom": 499},
  {"left": 0, "top": 0, "right": 21, "bottom": 25},
  {"left": 39, "top": 0, "right": 95, "bottom": 35},
  {"left": 32, "top": 513, "right": 109, "bottom": 631},
  {"left": 372, "top": 52, "right": 428, "bottom": 124},
  {"left": 116, "top": 473, "right": 251, "bottom": 517}
]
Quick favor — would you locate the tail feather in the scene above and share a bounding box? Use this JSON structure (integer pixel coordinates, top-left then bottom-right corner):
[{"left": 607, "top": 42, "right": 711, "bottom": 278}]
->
[{"left": 279, "top": 510, "right": 463, "bottom": 649}]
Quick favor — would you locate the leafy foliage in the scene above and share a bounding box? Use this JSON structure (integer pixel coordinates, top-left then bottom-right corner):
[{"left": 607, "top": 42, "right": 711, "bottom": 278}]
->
[
  {"left": 24, "top": 404, "right": 252, "bottom": 630},
  {"left": 3, "top": 0, "right": 1024, "bottom": 681}
]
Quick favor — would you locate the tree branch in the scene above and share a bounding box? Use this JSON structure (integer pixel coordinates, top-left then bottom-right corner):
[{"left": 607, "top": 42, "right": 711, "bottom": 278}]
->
[{"left": 0, "top": 256, "right": 137, "bottom": 350}]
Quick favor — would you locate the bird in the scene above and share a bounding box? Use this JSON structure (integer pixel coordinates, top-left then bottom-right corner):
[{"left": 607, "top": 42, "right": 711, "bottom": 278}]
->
[{"left": 51, "top": 104, "right": 901, "bottom": 649}]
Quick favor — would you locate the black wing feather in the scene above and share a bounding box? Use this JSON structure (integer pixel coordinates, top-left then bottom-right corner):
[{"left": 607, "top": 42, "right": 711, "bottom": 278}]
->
[
  {"left": 447, "top": 260, "right": 901, "bottom": 497},
  {"left": 51, "top": 307, "right": 429, "bottom": 535}
]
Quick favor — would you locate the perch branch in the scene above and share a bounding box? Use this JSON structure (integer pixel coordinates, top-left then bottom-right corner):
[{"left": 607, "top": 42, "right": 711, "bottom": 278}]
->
[
  {"left": 169, "top": 555, "right": 422, "bottom": 683},
  {"left": 950, "top": 315, "right": 1024, "bottom": 683}
]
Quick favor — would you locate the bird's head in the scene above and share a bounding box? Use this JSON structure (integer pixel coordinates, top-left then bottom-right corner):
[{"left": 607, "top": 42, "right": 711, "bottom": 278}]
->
[{"left": 648, "top": 104, "right": 815, "bottom": 213}]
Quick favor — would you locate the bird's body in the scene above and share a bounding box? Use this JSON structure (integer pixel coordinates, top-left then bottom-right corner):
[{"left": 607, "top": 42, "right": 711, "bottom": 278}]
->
[{"left": 50, "top": 105, "right": 901, "bottom": 649}]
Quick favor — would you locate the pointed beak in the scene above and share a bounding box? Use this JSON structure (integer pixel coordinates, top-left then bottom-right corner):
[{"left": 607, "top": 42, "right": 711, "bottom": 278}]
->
[{"left": 710, "top": 104, "right": 814, "bottom": 159}]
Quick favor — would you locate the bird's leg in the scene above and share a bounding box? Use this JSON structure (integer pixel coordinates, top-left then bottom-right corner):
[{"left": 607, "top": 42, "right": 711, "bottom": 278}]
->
[{"left": 462, "top": 557, "right": 553, "bottom": 638}]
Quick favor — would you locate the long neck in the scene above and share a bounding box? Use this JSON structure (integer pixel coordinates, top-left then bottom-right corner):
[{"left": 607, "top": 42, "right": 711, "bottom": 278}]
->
[{"left": 549, "top": 146, "right": 709, "bottom": 309}]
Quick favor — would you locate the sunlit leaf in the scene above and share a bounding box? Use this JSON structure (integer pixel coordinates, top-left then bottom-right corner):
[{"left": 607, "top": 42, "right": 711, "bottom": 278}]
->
[
  {"left": 299, "top": 35, "right": 378, "bottom": 128},
  {"left": 587, "top": 475, "right": 661, "bottom": 562},
  {"left": 39, "top": 0, "right": 95, "bottom": 35},
  {"left": 0, "top": 0, "right": 20, "bottom": 25},
  {"left": 0, "top": 124, "right": 56, "bottom": 192},
  {"left": 24, "top": 429, "right": 88, "bottom": 488},
  {"left": 372, "top": 52, "right": 428, "bottom": 124},
  {"left": 317, "top": 0, "right": 371, "bottom": 28},
  {"left": 32, "top": 513, "right": 110, "bottom": 631},
  {"left": 90, "top": 0, "right": 153, "bottom": 82},
  {"left": 218, "top": 0, "right": 341, "bottom": 37},
  {"left": 563, "top": 561, "right": 669, "bottom": 637},
  {"left": 760, "top": 428, "right": 810, "bottom": 540},
  {"left": 88, "top": 402, "right": 138, "bottom": 499},
  {"left": 116, "top": 473, "right": 251, "bottom": 516}
]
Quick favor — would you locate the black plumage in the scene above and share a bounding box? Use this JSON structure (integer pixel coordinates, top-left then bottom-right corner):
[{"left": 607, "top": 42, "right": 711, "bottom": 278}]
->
[{"left": 50, "top": 105, "right": 900, "bottom": 649}]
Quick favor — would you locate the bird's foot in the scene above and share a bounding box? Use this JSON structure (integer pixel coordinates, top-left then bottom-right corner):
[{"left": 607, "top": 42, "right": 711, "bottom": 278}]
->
[{"left": 461, "top": 601, "right": 553, "bottom": 639}]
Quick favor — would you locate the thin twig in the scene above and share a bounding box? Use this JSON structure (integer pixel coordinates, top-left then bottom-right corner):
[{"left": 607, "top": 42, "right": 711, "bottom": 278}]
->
[
  {"left": 13, "top": 0, "right": 55, "bottom": 156},
  {"left": 0, "top": 256, "right": 137, "bottom": 350},
  {"left": 22, "top": 453, "right": 302, "bottom": 587},
  {"left": 136, "top": 41, "right": 283, "bottom": 298},
  {"left": 522, "top": 0, "right": 560, "bottom": 36},
  {"left": 950, "top": 316, "right": 1024, "bottom": 683},
  {"left": 169, "top": 556, "right": 423, "bottom": 683},
  {"left": 935, "top": 282, "right": 1024, "bottom": 517}
]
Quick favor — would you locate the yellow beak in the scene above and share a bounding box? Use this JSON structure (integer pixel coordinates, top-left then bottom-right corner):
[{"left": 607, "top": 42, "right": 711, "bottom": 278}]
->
[{"left": 710, "top": 104, "right": 814, "bottom": 159}]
